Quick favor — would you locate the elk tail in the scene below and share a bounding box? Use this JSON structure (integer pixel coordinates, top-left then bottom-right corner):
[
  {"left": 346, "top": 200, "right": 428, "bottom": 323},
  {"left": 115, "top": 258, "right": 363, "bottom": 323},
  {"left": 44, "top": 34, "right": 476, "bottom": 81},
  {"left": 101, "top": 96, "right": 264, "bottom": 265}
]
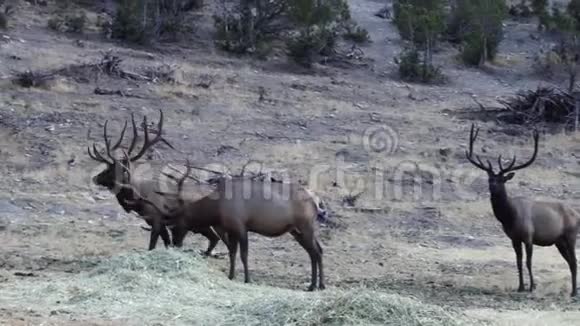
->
[{"left": 312, "top": 197, "right": 329, "bottom": 224}]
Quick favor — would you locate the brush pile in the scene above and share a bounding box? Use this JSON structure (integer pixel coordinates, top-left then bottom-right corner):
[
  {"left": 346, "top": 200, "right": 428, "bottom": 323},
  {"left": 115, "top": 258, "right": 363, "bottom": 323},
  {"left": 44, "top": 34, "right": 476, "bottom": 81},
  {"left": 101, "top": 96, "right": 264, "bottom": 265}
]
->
[{"left": 498, "top": 87, "right": 576, "bottom": 125}]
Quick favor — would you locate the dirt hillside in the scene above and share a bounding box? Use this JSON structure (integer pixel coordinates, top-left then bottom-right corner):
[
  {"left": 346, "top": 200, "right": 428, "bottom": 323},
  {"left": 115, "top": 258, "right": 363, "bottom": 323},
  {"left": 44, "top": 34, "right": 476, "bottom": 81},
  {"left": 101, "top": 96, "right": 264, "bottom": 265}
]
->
[{"left": 1, "top": 1, "right": 580, "bottom": 325}]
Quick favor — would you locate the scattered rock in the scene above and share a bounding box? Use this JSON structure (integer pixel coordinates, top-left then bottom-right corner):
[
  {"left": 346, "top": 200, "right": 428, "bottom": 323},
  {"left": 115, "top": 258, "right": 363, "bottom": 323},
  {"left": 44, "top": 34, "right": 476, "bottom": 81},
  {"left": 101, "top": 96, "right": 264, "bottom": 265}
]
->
[
  {"left": 100, "top": 207, "right": 122, "bottom": 219},
  {"left": 0, "top": 215, "right": 9, "bottom": 230},
  {"left": 375, "top": 6, "right": 391, "bottom": 19},
  {"left": 335, "top": 147, "right": 369, "bottom": 163},
  {"left": 93, "top": 193, "right": 110, "bottom": 201},
  {"left": 369, "top": 112, "right": 381, "bottom": 122},
  {"left": 216, "top": 145, "right": 237, "bottom": 156},
  {"left": 439, "top": 147, "right": 452, "bottom": 157},
  {"left": 107, "top": 229, "right": 126, "bottom": 239},
  {"left": 0, "top": 200, "right": 23, "bottom": 214},
  {"left": 50, "top": 310, "right": 71, "bottom": 316},
  {"left": 354, "top": 102, "right": 368, "bottom": 110},
  {"left": 436, "top": 235, "right": 493, "bottom": 248},
  {"left": 290, "top": 83, "right": 307, "bottom": 91},
  {"left": 46, "top": 203, "right": 77, "bottom": 216}
]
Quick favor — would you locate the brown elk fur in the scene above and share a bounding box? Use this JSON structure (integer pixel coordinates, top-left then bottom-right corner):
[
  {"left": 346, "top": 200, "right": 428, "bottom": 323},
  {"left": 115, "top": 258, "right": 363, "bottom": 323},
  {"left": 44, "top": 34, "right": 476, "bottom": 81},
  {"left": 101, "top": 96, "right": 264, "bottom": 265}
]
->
[
  {"left": 465, "top": 124, "right": 579, "bottom": 297},
  {"left": 152, "top": 174, "right": 325, "bottom": 291}
]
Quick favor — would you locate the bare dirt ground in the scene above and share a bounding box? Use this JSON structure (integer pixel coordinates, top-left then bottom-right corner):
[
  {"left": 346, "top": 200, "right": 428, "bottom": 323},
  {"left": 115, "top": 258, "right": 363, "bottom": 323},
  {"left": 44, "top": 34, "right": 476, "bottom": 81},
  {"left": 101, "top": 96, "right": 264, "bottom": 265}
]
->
[{"left": 1, "top": 0, "right": 580, "bottom": 325}]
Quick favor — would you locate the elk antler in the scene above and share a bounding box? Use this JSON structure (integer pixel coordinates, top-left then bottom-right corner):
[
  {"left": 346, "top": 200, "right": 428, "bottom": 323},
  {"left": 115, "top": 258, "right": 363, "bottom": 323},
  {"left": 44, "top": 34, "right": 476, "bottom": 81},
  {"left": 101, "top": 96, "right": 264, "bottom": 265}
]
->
[
  {"left": 127, "top": 109, "right": 175, "bottom": 162},
  {"left": 465, "top": 124, "right": 540, "bottom": 175},
  {"left": 87, "top": 119, "right": 128, "bottom": 164},
  {"left": 87, "top": 142, "right": 110, "bottom": 164},
  {"left": 112, "top": 150, "right": 141, "bottom": 195},
  {"left": 465, "top": 124, "right": 495, "bottom": 173},
  {"left": 497, "top": 129, "right": 539, "bottom": 174},
  {"left": 88, "top": 109, "right": 175, "bottom": 164}
]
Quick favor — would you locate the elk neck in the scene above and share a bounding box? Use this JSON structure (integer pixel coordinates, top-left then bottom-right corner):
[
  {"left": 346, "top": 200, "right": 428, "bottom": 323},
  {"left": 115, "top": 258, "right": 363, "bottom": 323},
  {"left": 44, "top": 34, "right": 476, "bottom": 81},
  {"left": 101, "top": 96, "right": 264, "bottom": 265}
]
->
[
  {"left": 489, "top": 183, "right": 516, "bottom": 229},
  {"left": 115, "top": 186, "right": 136, "bottom": 213}
]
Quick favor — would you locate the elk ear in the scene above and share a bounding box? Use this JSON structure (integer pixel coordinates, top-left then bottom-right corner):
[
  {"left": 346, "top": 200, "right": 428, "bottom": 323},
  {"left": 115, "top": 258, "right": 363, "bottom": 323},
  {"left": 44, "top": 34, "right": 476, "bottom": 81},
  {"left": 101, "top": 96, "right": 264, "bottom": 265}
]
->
[{"left": 504, "top": 173, "right": 515, "bottom": 181}]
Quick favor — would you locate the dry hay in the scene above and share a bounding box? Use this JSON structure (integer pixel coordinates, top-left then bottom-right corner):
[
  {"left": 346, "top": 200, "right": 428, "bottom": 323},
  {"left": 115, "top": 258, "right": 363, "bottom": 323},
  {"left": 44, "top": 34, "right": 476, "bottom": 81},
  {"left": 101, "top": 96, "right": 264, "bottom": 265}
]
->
[{"left": 0, "top": 250, "right": 477, "bottom": 326}]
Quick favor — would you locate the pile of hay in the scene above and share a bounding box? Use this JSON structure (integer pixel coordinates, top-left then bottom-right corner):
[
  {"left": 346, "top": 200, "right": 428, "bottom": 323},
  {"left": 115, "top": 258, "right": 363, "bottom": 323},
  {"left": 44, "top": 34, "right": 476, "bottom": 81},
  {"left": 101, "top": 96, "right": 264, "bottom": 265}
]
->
[{"left": 0, "top": 250, "right": 477, "bottom": 325}]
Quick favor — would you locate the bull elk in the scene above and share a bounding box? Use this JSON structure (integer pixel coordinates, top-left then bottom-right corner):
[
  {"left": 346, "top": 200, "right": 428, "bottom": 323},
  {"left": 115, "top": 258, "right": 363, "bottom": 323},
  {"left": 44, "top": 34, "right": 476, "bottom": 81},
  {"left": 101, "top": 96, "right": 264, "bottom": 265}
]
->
[
  {"left": 465, "top": 124, "right": 579, "bottom": 297},
  {"left": 87, "top": 110, "right": 225, "bottom": 255},
  {"left": 146, "top": 169, "right": 326, "bottom": 291}
]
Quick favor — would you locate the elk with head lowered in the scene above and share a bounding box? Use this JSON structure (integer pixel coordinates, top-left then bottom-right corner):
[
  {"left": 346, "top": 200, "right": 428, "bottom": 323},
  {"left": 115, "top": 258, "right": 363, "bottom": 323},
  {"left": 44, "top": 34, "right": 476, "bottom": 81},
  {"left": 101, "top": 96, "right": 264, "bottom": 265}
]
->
[
  {"left": 465, "top": 124, "right": 579, "bottom": 297},
  {"left": 142, "top": 167, "right": 326, "bottom": 291},
  {"left": 87, "top": 110, "right": 226, "bottom": 255}
]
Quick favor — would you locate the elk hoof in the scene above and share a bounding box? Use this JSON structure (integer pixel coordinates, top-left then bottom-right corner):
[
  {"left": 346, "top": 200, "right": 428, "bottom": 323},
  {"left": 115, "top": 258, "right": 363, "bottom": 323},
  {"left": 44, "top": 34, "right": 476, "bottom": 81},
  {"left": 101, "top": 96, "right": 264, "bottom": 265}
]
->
[
  {"left": 517, "top": 287, "right": 525, "bottom": 292},
  {"left": 319, "top": 284, "right": 326, "bottom": 290},
  {"left": 307, "top": 285, "right": 316, "bottom": 292},
  {"left": 571, "top": 290, "right": 577, "bottom": 298}
]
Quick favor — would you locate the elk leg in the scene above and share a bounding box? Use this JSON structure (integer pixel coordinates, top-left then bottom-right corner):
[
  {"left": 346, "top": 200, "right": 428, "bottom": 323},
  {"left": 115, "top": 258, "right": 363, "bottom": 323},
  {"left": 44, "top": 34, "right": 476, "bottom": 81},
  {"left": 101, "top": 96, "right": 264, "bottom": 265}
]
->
[
  {"left": 148, "top": 222, "right": 162, "bottom": 251},
  {"left": 291, "top": 230, "right": 318, "bottom": 291},
  {"left": 315, "top": 238, "right": 325, "bottom": 290},
  {"left": 568, "top": 238, "right": 578, "bottom": 297},
  {"left": 226, "top": 233, "right": 239, "bottom": 280},
  {"left": 170, "top": 227, "right": 187, "bottom": 248},
  {"left": 239, "top": 232, "right": 250, "bottom": 283},
  {"left": 512, "top": 240, "right": 525, "bottom": 292},
  {"left": 558, "top": 237, "right": 578, "bottom": 297},
  {"left": 525, "top": 242, "right": 535, "bottom": 291},
  {"left": 159, "top": 226, "right": 171, "bottom": 248},
  {"left": 197, "top": 227, "right": 220, "bottom": 256}
]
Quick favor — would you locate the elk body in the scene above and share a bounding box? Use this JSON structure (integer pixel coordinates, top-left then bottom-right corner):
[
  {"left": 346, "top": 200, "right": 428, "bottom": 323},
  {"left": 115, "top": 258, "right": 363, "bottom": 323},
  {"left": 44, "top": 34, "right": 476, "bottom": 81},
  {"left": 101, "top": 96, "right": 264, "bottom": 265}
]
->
[
  {"left": 466, "top": 124, "right": 579, "bottom": 297},
  {"left": 153, "top": 173, "right": 325, "bottom": 291},
  {"left": 88, "top": 110, "right": 225, "bottom": 254}
]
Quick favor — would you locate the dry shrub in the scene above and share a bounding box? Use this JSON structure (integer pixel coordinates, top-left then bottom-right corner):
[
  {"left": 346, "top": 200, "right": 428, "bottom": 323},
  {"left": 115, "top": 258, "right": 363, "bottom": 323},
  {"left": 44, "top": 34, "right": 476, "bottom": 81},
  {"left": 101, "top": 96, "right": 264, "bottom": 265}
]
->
[
  {"left": 143, "top": 64, "right": 183, "bottom": 84},
  {"left": 47, "top": 11, "right": 87, "bottom": 34},
  {"left": 12, "top": 70, "right": 56, "bottom": 88}
]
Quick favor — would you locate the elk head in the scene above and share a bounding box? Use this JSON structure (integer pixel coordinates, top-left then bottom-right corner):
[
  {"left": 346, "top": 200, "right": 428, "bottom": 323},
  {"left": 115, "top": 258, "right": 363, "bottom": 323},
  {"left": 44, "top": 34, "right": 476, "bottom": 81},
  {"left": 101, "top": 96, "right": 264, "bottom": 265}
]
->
[
  {"left": 87, "top": 109, "right": 174, "bottom": 197},
  {"left": 465, "top": 124, "right": 539, "bottom": 194}
]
